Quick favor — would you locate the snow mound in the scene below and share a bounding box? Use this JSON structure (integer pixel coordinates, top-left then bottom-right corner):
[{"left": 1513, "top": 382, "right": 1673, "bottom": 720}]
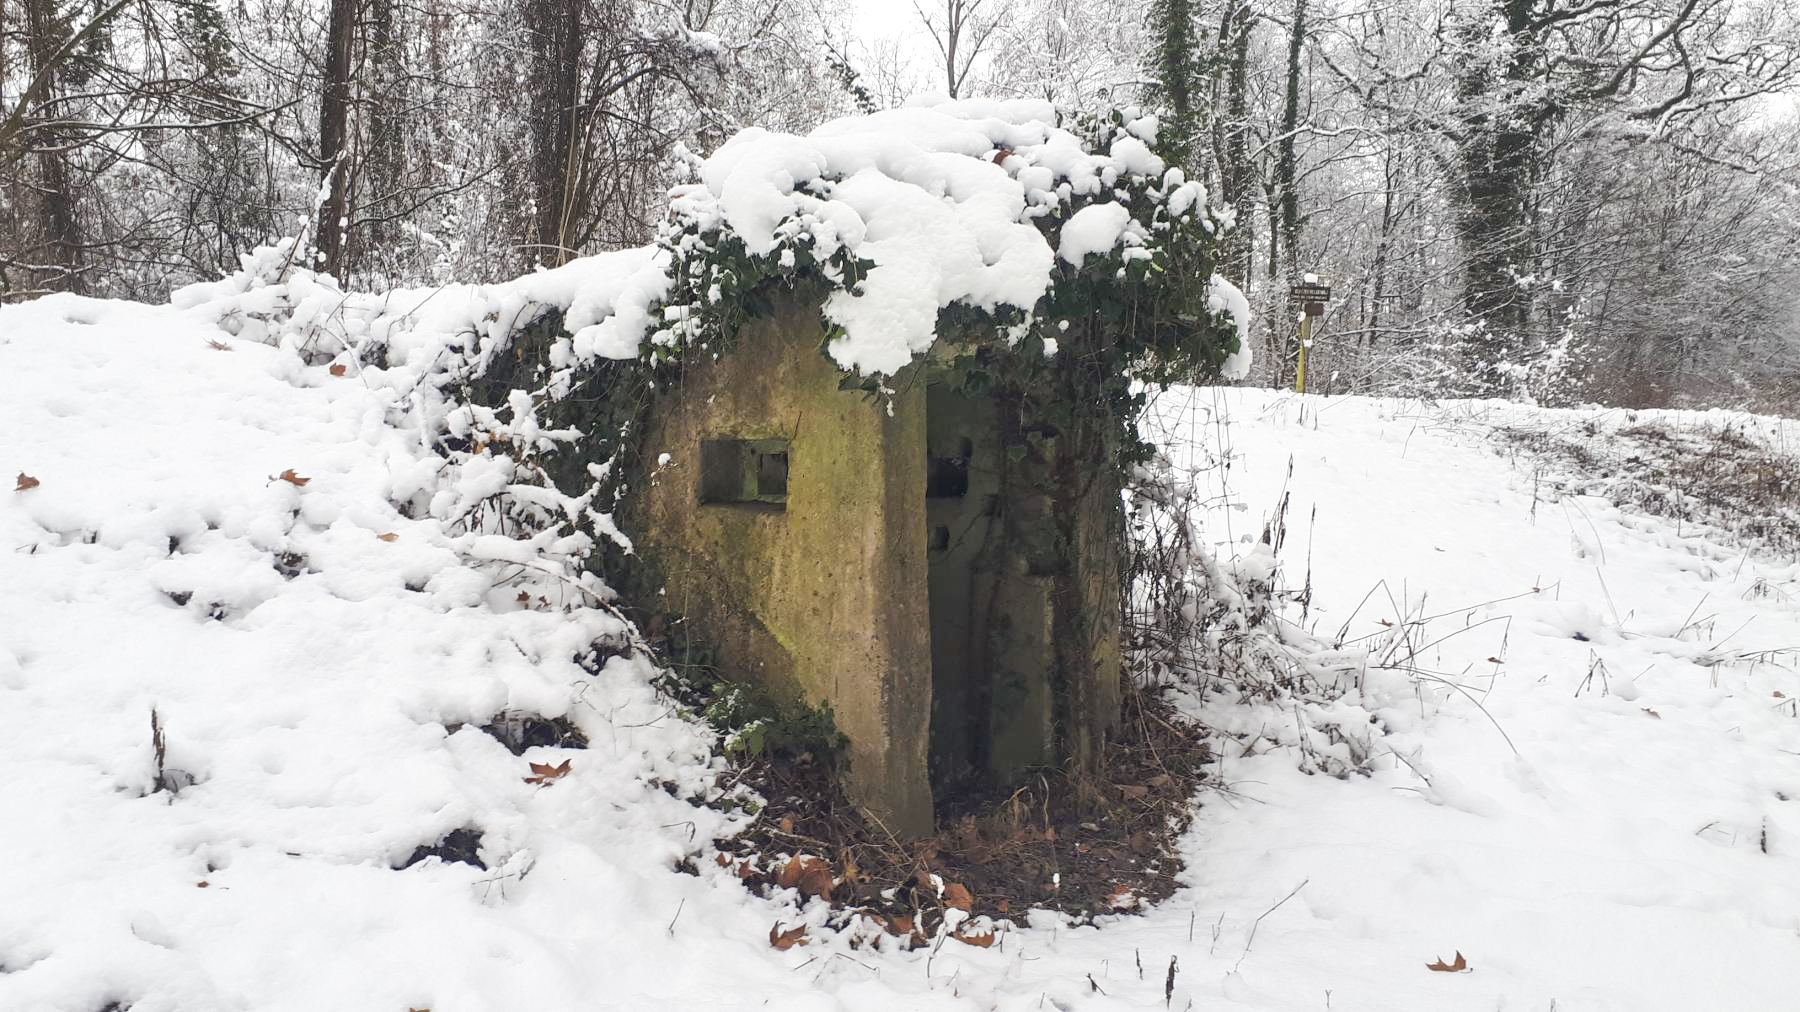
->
[{"left": 0, "top": 295, "right": 744, "bottom": 1011}]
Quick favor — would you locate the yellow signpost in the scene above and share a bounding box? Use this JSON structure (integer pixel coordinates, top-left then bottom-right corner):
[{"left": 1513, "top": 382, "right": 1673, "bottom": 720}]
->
[{"left": 1288, "top": 278, "right": 1330, "bottom": 393}]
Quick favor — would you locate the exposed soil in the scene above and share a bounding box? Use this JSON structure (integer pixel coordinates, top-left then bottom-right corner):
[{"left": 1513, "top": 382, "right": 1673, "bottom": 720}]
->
[
  {"left": 703, "top": 679, "right": 1211, "bottom": 943},
  {"left": 1498, "top": 415, "right": 1800, "bottom": 558}
]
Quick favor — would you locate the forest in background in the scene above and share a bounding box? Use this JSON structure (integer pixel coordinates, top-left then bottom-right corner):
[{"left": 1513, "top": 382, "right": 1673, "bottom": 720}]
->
[{"left": 3, "top": 0, "right": 1797, "bottom": 410}]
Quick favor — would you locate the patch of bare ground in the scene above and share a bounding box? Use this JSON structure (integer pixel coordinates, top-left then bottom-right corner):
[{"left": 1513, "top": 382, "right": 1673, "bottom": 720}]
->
[
  {"left": 1497, "top": 414, "right": 1800, "bottom": 558},
  {"left": 682, "top": 676, "right": 1211, "bottom": 947}
]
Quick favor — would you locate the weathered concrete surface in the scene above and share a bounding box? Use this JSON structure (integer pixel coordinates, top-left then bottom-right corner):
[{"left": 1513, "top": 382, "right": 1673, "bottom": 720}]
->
[
  {"left": 634, "top": 298, "right": 935, "bottom": 836},
  {"left": 925, "top": 385, "right": 1055, "bottom": 791},
  {"left": 633, "top": 297, "right": 1127, "bottom": 833}
]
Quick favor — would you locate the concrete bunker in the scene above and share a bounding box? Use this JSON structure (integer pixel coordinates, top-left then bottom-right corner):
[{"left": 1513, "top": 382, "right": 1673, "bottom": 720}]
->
[{"left": 634, "top": 296, "right": 1122, "bottom": 837}]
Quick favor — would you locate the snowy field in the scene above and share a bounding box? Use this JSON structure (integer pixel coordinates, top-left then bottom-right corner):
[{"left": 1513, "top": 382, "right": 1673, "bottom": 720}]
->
[{"left": 2, "top": 294, "right": 1798, "bottom": 1011}]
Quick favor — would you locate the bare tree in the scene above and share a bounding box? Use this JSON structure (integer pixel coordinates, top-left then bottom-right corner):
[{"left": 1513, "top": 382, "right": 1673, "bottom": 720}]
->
[{"left": 913, "top": 0, "right": 1010, "bottom": 98}]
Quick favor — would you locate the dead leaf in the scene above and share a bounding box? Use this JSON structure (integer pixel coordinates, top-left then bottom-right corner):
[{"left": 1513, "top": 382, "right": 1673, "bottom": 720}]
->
[
  {"left": 1146, "top": 774, "right": 1172, "bottom": 789},
  {"left": 522, "top": 759, "right": 572, "bottom": 785},
  {"left": 942, "top": 882, "right": 973, "bottom": 911},
  {"left": 329, "top": 363, "right": 347, "bottom": 376},
  {"left": 776, "top": 855, "right": 833, "bottom": 900},
  {"left": 277, "top": 469, "right": 309, "bottom": 487},
  {"left": 1118, "top": 784, "right": 1150, "bottom": 801},
  {"left": 952, "top": 928, "right": 997, "bottom": 948},
  {"left": 769, "top": 922, "right": 807, "bottom": 950},
  {"left": 376, "top": 532, "right": 399, "bottom": 542},
  {"left": 1642, "top": 707, "right": 1661, "bottom": 719},
  {"left": 1106, "top": 885, "right": 1137, "bottom": 910},
  {"left": 516, "top": 591, "right": 532, "bottom": 604},
  {"left": 778, "top": 815, "right": 795, "bottom": 834},
  {"left": 994, "top": 898, "right": 1010, "bottom": 913},
  {"left": 14, "top": 473, "right": 39, "bottom": 492},
  {"left": 888, "top": 914, "right": 914, "bottom": 937},
  {"left": 1487, "top": 656, "right": 1504, "bottom": 664},
  {"left": 196, "top": 881, "right": 209, "bottom": 888},
  {"left": 798, "top": 863, "right": 833, "bottom": 900},
  {"left": 1426, "top": 951, "right": 1470, "bottom": 973},
  {"left": 207, "top": 339, "right": 232, "bottom": 351},
  {"left": 1378, "top": 619, "right": 1394, "bottom": 628},
  {"left": 1776, "top": 691, "right": 1787, "bottom": 699}
]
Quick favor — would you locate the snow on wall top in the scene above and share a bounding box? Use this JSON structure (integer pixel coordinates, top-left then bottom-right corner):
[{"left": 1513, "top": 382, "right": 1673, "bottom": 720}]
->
[{"left": 667, "top": 97, "right": 1226, "bottom": 375}]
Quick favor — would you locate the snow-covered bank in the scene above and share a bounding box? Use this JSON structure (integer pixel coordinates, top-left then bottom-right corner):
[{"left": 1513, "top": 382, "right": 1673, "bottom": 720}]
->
[{"left": 3, "top": 295, "right": 1798, "bottom": 1011}]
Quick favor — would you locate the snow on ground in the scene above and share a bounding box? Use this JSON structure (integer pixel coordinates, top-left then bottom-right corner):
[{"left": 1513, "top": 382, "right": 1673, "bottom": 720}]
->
[{"left": 3, "top": 296, "right": 1798, "bottom": 1011}]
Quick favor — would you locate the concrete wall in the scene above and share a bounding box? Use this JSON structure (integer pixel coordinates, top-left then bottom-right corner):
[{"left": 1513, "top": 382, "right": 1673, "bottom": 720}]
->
[
  {"left": 632, "top": 297, "right": 1126, "bottom": 834},
  {"left": 633, "top": 298, "right": 934, "bottom": 836}
]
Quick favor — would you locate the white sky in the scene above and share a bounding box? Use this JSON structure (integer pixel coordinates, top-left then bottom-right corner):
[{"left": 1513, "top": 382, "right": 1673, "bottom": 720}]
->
[{"left": 850, "top": 0, "right": 923, "bottom": 41}]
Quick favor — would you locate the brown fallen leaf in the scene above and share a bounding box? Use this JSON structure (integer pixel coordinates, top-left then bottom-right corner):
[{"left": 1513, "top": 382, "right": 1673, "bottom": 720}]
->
[
  {"left": 952, "top": 928, "right": 997, "bottom": 948},
  {"left": 1426, "top": 951, "right": 1470, "bottom": 973},
  {"left": 775, "top": 855, "right": 833, "bottom": 900},
  {"left": 1145, "top": 774, "right": 1172, "bottom": 789},
  {"left": 769, "top": 921, "right": 807, "bottom": 950},
  {"left": 778, "top": 815, "right": 795, "bottom": 834},
  {"left": 523, "top": 759, "right": 572, "bottom": 785},
  {"left": 196, "top": 881, "right": 209, "bottom": 888},
  {"left": 942, "top": 882, "right": 973, "bottom": 911},
  {"left": 1106, "top": 885, "right": 1138, "bottom": 910},
  {"left": 277, "top": 469, "right": 309, "bottom": 487},
  {"left": 1776, "top": 691, "right": 1787, "bottom": 699},
  {"left": 15, "top": 473, "right": 39, "bottom": 492},
  {"left": 1487, "top": 656, "right": 1504, "bottom": 664},
  {"left": 207, "top": 339, "right": 232, "bottom": 351},
  {"left": 329, "top": 363, "right": 347, "bottom": 376},
  {"left": 1118, "top": 784, "right": 1150, "bottom": 801},
  {"left": 376, "top": 532, "right": 399, "bottom": 542}
]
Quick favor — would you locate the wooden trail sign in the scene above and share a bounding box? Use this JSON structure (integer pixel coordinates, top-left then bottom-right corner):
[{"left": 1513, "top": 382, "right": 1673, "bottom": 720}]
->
[
  {"left": 1290, "top": 278, "right": 1331, "bottom": 393},
  {"left": 1288, "top": 282, "right": 1331, "bottom": 308}
]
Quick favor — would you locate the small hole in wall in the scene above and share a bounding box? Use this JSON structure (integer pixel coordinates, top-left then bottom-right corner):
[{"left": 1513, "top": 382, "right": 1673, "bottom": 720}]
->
[
  {"left": 757, "top": 451, "right": 788, "bottom": 497},
  {"left": 700, "top": 438, "right": 790, "bottom": 509},
  {"left": 929, "top": 525, "right": 950, "bottom": 551}
]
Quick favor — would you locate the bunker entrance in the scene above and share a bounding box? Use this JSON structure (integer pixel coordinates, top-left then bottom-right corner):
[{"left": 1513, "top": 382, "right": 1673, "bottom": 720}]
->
[{"left": 925, "top": 385, "right": 1054, "bottom": 806}]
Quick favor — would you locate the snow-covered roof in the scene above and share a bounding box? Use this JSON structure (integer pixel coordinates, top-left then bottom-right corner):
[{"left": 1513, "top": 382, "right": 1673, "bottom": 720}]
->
[{"left": 665, "top": 98, "right": 1214, "bottom": 375}]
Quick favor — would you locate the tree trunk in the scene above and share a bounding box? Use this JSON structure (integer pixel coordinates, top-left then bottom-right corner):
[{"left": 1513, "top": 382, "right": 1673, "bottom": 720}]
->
[
  {"left": 1214, "top": 0, "right": 1255, "bottom": 286},
  {"left": 524, "top": 0, "right": 583, "bottom": 264},
  {"left": 23, "top": 0, "right": 82, "bottom": 292},
  {"left": 1452, "top": 0, "right": 1541, "bottom": 390},
  {"left": 317, "top": 0, "right": 357, "bottom": 278},
  {"left": 1264, "top": 0, "right": 1306, "bottom": 386}
]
